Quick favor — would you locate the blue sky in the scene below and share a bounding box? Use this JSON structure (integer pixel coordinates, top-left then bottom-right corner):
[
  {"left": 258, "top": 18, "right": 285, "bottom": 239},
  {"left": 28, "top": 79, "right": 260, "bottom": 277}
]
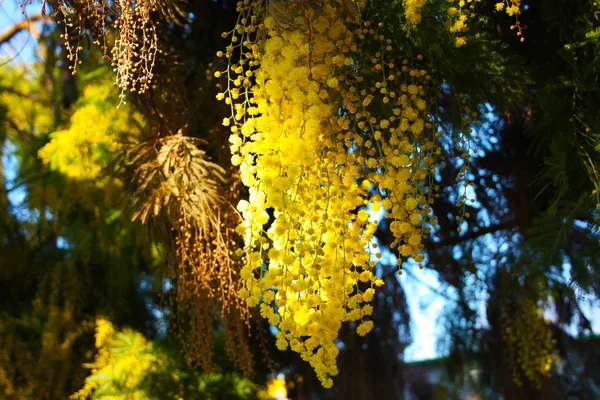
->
[{"left": 0, "top": 1, "right": 41, "bottom": 64}]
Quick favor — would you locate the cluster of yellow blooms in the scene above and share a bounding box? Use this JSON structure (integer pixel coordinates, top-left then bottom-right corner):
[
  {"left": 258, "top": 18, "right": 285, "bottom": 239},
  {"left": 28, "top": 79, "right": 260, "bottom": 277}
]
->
[
  {"left": 71, "top": 319, "right": 161, "bottom": 400},
  {"left": 496, "top": 1, "right": 525, "bottom": 41},
  {"left": 496, "top": 0, "right": 521, "bottom": 16},
  {"left": 403, "top": 0, "right": 426, "bottom": 28},
  {"left": 501, "top": 297, "right": 560, "bottom": 388},
  {"left": 72, "top": 320, "right": 259, "bottom": 399},
  {"left": 401, "top": 0, "right": 475, "bottom": 47},
  {"left": 446, "top": 0, "right": 475, "bottom": 47},
  {"left": 218, "top": 0, "right": 440, "bottom": 387},
  {"left": 402, "top": 1, "right": 524, "bottom": 46},
  {"left": 35, "top": 82, "right": 144, "bottom": 212},
  {"left": 38, "top": 83, "right": 142, "bottom": 184}
]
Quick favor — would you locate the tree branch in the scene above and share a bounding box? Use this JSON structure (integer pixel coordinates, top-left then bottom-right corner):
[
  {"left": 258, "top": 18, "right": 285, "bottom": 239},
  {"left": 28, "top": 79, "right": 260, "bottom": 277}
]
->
[
  {"left": 0, "top": 85, "right": 43, "bottom": 103},
  {"left": 2, "top": 118, "right": 31, "bottom": 144},
  {"left": 426, "top": 220, "right": 519, "bottom": 250},
  {"left": 0, "top": 14, "right": 47, "bottom": 47}
]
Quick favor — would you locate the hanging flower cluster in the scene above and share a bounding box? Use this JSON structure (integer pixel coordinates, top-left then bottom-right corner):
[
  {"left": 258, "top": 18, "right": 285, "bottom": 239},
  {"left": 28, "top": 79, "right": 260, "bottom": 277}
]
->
[
  {"left": 446, "top": 0, "right": 474, "bottom": 47},
  {"left": 218, "top": 0, "right": 440, "bottom": 387},
  {"left": 38, "top": 0, "right": 184, "bottom": 100},
  {"left": 501, "top": 297, "right": 560, "bottom": 388},
  {"left": 399, "top": 0, "right": 475, "bottom": 47},
  {"left": 496, "top": 1, "right": 525, "bottom": 41}
]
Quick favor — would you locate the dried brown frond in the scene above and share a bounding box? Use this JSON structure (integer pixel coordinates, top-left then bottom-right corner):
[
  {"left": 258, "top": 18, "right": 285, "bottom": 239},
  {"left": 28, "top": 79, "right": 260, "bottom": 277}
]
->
[
  {"left": 170, "top": 208, "right": 253, "bottom": 374},
  {"left": 127, "top": 133, "right": 253, "bottom": 374},
  {"left": 128, "top": 134, "right": 225, "bottom": 226}
]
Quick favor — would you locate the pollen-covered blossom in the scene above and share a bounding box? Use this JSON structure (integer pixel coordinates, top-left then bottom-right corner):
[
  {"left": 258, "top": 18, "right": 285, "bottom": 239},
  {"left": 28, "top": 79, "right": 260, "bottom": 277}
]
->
[{"left": 403, "top": 0, "right": 426, "bottom": 28}]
